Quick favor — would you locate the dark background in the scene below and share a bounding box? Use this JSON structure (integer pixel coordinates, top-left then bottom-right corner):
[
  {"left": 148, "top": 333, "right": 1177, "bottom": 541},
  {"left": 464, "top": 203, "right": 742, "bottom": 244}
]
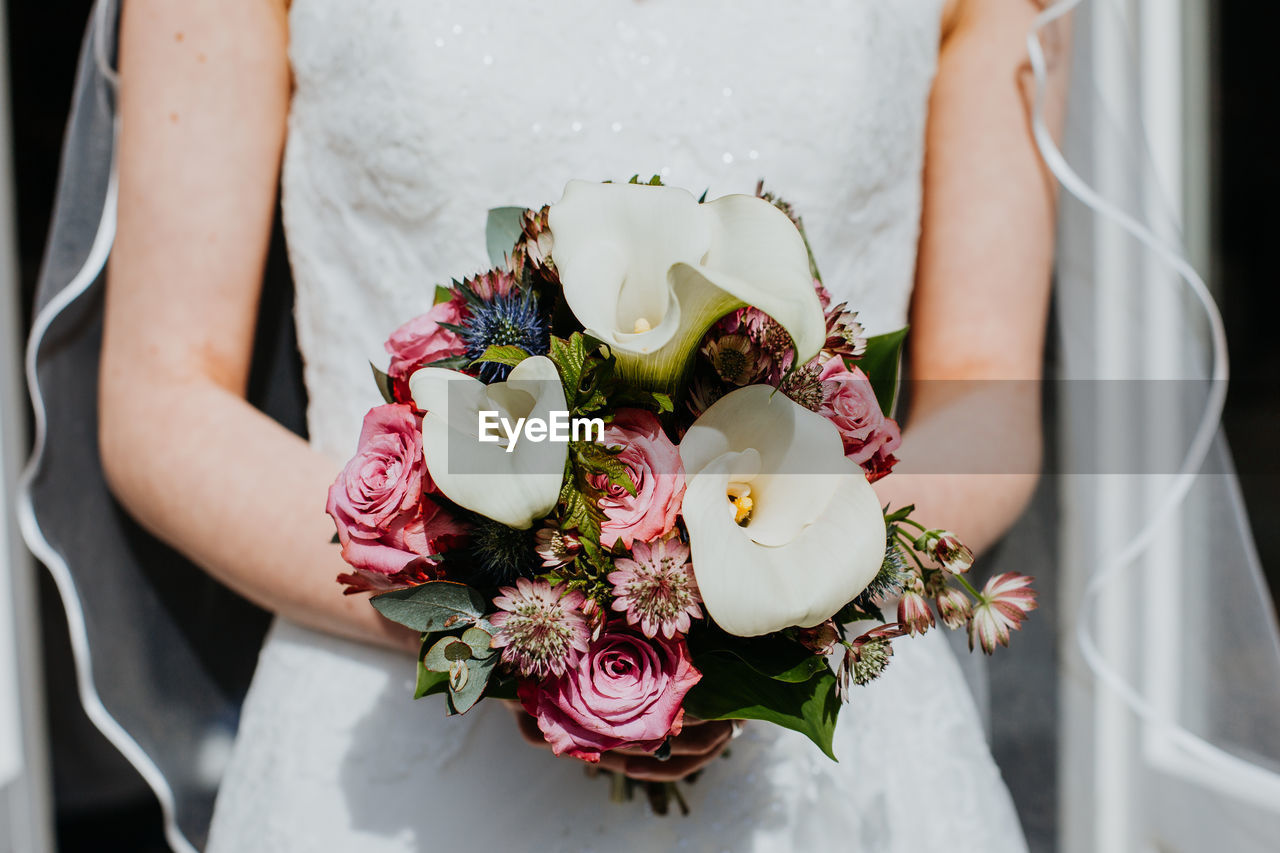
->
[{"left": 7, "top": 3, "right": 1277, "bottom": 851}]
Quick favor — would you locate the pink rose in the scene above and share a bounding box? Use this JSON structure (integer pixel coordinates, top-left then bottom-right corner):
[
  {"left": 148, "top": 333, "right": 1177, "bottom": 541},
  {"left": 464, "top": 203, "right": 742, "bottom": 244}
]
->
[
  {"left": 818, "top": 357, "right": 901, "bottom": 482},
  {"left": 588, "top": 409, "right": 684, "bottom": 550},
  {"left": 383, "top": 298, "right": 467, "bottom": 403},
  {"left": 517, "top": 625, "right": 702, "bottom": 762},
  {"left": 327, "top": 404, "right": 466, "bottom": 577}
]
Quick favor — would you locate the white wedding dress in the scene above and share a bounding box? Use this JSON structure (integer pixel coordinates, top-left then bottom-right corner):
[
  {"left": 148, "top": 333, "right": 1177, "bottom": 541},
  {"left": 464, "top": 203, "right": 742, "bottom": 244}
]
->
[{"left": 207, "top": 1, "right": 1028, "bottom": 850}]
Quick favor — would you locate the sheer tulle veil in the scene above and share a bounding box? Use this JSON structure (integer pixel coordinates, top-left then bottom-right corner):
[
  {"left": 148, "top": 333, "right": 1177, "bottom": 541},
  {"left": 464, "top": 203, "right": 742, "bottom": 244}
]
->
[{"left": 17, "top": 1, "right": 1280, "bottom": 850}]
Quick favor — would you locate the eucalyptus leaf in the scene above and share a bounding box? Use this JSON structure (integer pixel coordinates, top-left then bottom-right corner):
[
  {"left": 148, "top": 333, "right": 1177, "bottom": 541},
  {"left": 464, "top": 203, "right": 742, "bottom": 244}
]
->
[
  {"left": 858, "top": 327, "right": 908, "bottom": 416},
  {"left": 486, "top": 206, "right": 527, "bottom": 269},
  {"left": 370, "top": 362, "right": 396, "bottom": 404},
  {"left": 414, "top": 659, "right": 449, "bottom": 699},
  {"left": 371, "top": 581, "right": 487, "bottom": 633},
  {"left": 683, "top": 654, "right": 841, "bottom": 760},
  {"left": 447, "top": 652, "right": 497, "bottom": 715},
  {"left": 461, "top": 626, "right": 497, "bottom": 659}
]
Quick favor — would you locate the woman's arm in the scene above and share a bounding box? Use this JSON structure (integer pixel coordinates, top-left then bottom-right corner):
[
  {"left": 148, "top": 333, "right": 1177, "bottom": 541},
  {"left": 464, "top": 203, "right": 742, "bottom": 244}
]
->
[
  {"left": 99, "top": 0, "right": 414, "bottom": 652},
  {"left": 873, "top": 0, "right": 1070, "bottom": 554}
]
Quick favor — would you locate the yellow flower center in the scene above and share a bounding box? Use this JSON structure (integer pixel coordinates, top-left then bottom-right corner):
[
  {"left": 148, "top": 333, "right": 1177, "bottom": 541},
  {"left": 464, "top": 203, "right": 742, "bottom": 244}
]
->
[
  {"left": 726, "top": 483, "right": 754, "bottom": 526},
  {"left": 632, "top": 317, "right": 652, "bottom": 333}
]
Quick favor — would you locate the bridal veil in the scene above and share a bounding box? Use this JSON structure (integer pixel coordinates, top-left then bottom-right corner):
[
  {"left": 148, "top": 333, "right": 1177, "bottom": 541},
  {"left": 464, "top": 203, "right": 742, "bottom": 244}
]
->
[{"left": 17, "top": 1, "right": 1280, "bottom": 849}]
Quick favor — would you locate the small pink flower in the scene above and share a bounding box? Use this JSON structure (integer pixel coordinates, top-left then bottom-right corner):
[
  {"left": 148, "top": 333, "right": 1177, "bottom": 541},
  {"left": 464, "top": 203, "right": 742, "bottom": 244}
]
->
[
  {"left": 816, "top": 357, "right": 901, "bottom": 482},
  {"left": 465, "top": 268, "right": 516, "bottom": 301},
  {"left": 490, "top": 578, "right": 589, "bottom": 678},
  {"left": 896, "top": 577, "right": 935, "bottom": 636},
  {"left": 607, "top": 537, "right": 703, "bottom": 639},
  {"left": 968, "top": 573, "right": 1038, "bottom": 654},
  {"left": 589, "top": 410, "right": 685, "bottom": 550},
  {"left": 327, "top": 404, "right": 467, "bottom": 577},
  {"left": 796, "top": 620, "right": 840, "bottom": 655},
  {"left": 935, "top": 586, "right": 973, "bottom": 630},
  {"left": 517, "top": 625, "right": 701, "bottom": 761},
  {"left": 383, "top": 298, "right": 467, "bottom": 403},
  {"left": 923, "top": 530, "right": 975, "bottom": 575},
  {"left": 534, "top": 520, "right": 580, "bottom": 569}
]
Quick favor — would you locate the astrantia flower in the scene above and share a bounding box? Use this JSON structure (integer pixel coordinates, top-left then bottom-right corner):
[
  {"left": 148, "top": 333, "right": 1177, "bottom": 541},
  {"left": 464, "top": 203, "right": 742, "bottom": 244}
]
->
[
  {"left": 935, "top": 586, "right": 973, "bottom": 630},
  {"left": 920, "top": 530, "right": 975, "bottom": 575},
  {"left": 836, "top": 623, "right": 909, "bottom": 697},
  {"left": 490, "top": 578, "right": 590, "bottom": 678},
  {"left": 968, "top": 573, "right": 1038, "bottom": 654},
  {"left": 824, "top": 301, "right": 868, "bottom": 360},
  {"left": 512, "top": 205, "right": 558, "bottom": 284},
  {"left": 456, "top": 273, "right": 549, "bottom": 383},
  {"left": 778, "top": 359, "right": 825, "bottom": 412},
  {"left": 896, "top": 576, "right": 935, "bottom": 636},
  {"left": 534, "top": 520, "right": 580, "bottom": 569},
  {"left": 702, "top": 334, "right": 759, "bottom": 386},
  {"left": 608, "top": 537, "right": 703, "bottom": 639}
]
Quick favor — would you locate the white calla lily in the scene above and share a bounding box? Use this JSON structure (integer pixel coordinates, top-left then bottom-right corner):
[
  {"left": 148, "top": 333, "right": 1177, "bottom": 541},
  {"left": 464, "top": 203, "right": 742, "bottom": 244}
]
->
[
  {"left": 548, "top": 180, "right": 825, "bottom": 389},
  {"left": 409, "top": 356, "right": 566, "bottom": 530},
  {"left": 679, "top": 384, "right": 886, "bottom": 636}
]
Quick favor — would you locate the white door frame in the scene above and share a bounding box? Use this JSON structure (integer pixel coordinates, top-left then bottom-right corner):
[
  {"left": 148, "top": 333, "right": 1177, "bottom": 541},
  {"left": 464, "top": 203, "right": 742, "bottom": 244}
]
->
[
  {"left": 0, "top": 0, "right": 54, "bottom": 849},
  {"left": 1057, "top": 2, "right": 1280, "bottom": 851}
]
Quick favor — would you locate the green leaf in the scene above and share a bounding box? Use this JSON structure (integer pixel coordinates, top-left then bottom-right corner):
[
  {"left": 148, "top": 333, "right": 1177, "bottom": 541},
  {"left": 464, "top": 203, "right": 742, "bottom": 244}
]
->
[
  {"left": 651, "top": 392, "right": 674, "bottom": 414},
  {"left": 433, "top": 284, "right": 454, "bottom": 306},
  {"left": 882, "top": 504, "right": 916, "bottom": 525},
  {"left": 424, "top": 636, "right": 475, "bottom": 670},
  {"left": 472, "top": 344, "right": 531, "bottom": 371},
  {"left": 683, "top": 654, "right": 841, "bottom": 760},
  {"left": 548, "top": 334, "right": 588, "bottom": 406},
  {"left": 858, "top": 327, "right": 908, "bottom": 416},
  {"left": 575, "top": 442, "right": 637, "bottom": 497},
  {"left": 486, "top": 206, "right": 527, "bottom": 269},
  {"left": 414, "top": 660, "right": 450, "bottom": 699},
  {"left": 370, "top": 362, "right": 395, "bottom": 404},
  {"left": 330, "top": 531, "right": 340, "bottom": 545},
  {"left": 447, "top": 652, "right": 497, "bottom": 715},
  {"left": 371, "top": 581, "right": 487, "bottom": 633},
  {"left": 461, "top": 626, "right": 497, "bottom": 659},
  {"left": 422, "top": 355, "right": 470, "bottom": 371},
  {"left": 689, "top": 633, "right": 829, "bottom": 684}
]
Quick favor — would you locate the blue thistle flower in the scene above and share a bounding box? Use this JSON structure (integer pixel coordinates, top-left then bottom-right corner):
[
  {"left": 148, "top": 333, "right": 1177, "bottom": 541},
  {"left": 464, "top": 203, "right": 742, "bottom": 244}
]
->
[{"left": 457, "top": 281, "right": 550, "bottom": 383}]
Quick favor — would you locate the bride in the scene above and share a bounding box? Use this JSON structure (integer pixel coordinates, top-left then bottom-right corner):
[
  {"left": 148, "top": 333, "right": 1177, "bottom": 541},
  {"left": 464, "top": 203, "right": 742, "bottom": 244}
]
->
[{"left": 97, "top": 0, "right": 1065, "bottom": 849}]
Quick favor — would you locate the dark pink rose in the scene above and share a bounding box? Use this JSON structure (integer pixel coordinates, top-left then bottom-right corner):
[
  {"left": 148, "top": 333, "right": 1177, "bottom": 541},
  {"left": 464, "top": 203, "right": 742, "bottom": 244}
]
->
[
  {"left": 818, "top": 357, "right": 901, "bottom": 482},
  {"left": 518, "top": 625, "right": 702, "bottom": 762},
  {"left": 327, "top": 404, "right": 466, "bottom": 576},
  {"left": 588, "top": 409, "right": 684, "bottom": 550},
  {"left": 383, "top": 298, "right": 466, "bottom": 403}
]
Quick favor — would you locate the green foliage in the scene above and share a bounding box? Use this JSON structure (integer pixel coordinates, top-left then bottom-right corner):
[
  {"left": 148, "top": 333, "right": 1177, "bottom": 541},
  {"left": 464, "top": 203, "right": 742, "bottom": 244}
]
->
[
  {"left": 473, "top": 344, "right": 531, "bottom": 371},
  {"left": 433, "top": 284, "right": 454, "bottom": 306},
  {"left": 859, "top": 328, "right": 908, "bottom": 416},
  {"left": 883, "top": 504, "right": 916, "bottom": 525},
  {"left": 370, "top": 362, "right": 395, "bottom": 404},
  {"left": 689, "top": 631, "right": 829, "bottom": 684},
  {"left": 485, "top": 206, "right": 527, "bottom": 269},
  {"left": 683, "top": 654, "right": 841, "bottom": 760},
  {"left": 371, "top": 581, "right": 487, "bottom": 633}
]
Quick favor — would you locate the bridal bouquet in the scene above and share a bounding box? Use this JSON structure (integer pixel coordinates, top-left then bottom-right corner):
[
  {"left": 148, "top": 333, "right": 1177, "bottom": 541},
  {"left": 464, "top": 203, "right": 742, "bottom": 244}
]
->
[{"left": 327, "top": 177, "right": 1036, "bottom": 806}]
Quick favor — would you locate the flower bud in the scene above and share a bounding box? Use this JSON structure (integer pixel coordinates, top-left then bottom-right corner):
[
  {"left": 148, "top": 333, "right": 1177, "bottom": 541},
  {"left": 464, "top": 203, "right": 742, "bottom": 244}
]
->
[
  {"left": 896, "top": 578, "right": 935, "bottom": 636},
  {"left": 935, "top": 586, "right": 973, "bottom": 630}
]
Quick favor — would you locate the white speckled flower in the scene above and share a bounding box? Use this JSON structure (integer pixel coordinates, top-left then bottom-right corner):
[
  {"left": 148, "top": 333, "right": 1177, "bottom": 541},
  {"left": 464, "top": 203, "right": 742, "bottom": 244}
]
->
[
  {"left": 489, "top": 578, "right": 590, "bottom": 678},
  {"left": 607, "top": 536, "right": 703, "bottom": 639}
]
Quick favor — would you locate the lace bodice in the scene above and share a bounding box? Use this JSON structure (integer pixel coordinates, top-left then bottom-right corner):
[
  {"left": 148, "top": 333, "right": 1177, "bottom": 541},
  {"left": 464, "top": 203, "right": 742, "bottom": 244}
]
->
[
  {"left": 284, "top": 0, "right": 942, "bottom": 462},
  {"left": 207, "top": 3, "right": 1029, "bottom": 851}
]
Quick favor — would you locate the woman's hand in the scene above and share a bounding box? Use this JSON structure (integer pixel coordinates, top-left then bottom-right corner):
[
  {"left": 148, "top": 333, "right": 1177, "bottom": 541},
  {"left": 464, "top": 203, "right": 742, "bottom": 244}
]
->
[{"left": 506, "top": 701, "right": 737, "bottom": 782}]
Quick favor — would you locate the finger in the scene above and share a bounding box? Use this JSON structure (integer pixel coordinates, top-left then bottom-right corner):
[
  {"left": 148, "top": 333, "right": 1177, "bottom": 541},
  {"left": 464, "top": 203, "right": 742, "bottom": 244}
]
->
[
  {"left": 622, "top": 751, "right": 720, "bottom": 783},
  {"left": 666, "top": 721, "right": 734, "bottom": 756}
]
